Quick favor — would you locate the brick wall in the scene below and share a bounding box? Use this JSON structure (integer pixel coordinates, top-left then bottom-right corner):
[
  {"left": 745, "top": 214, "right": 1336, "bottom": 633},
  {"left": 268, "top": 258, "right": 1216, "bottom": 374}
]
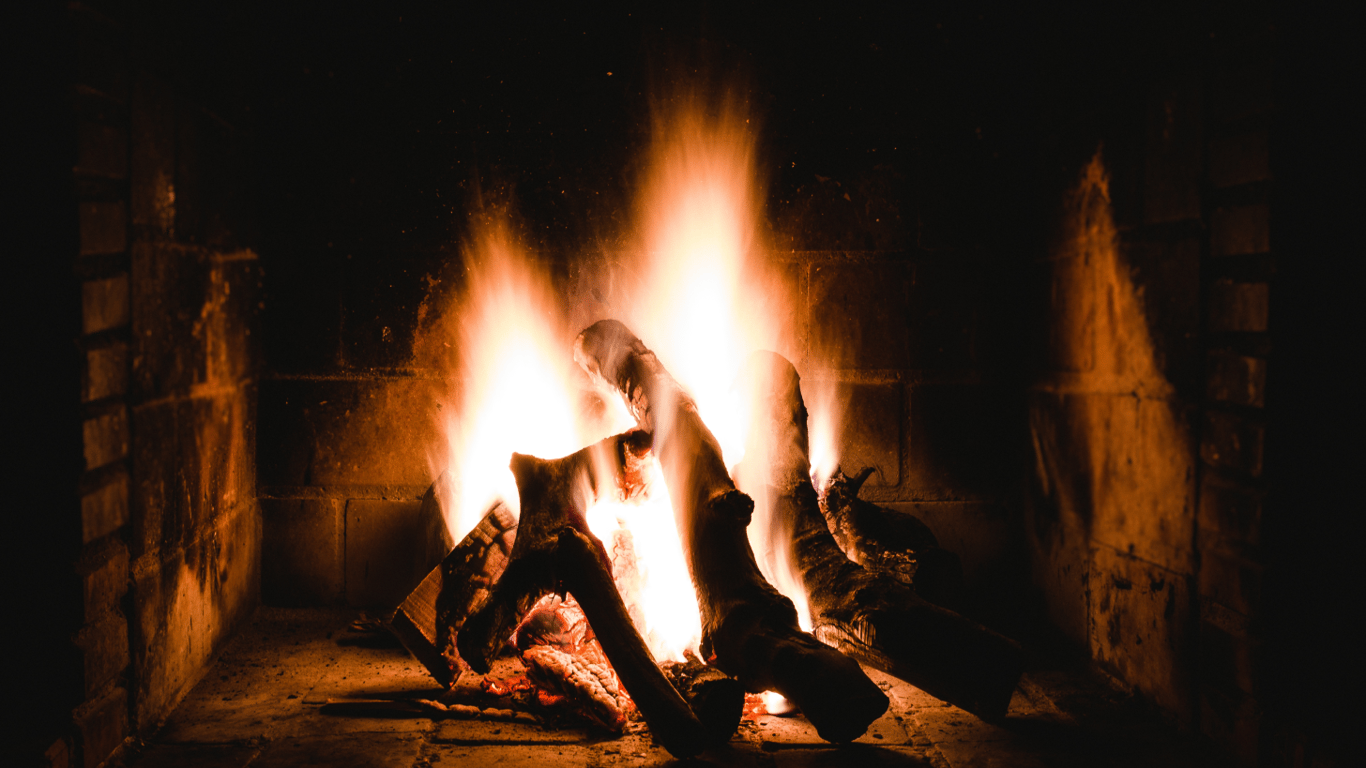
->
[
  {"left": 12, "top": 5, "right": 261, "bottom": 766},
  {"left": 1025, "top": 13, "right": 1284, "bottom": 765}
]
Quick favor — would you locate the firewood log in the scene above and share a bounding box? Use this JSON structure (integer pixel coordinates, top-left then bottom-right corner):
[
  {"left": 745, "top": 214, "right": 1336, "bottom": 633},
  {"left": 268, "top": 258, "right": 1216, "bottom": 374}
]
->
[
  {"left": 742, "top": 351, "right": 1024, "bottom": 722},
  {"left": 573, "top": 319, "right": 889, "bottom": 743},
  {"left": 660, "top": 654, "right": 746, "bottom": 747},
  {"left": 821, "top": 466, "right": 964, "bottom": 608},
  {"left": 458, "top": 434, "right": 708, "bottom": 758},
  {"left": 389, "top": 499, "right": 517, "bottom": 686}
]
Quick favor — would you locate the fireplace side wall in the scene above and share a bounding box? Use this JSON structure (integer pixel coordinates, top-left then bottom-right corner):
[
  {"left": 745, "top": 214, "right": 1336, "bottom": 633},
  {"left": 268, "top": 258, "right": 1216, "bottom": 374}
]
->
[{"left": 20, "top": 6, "right": 262, "bottom": 766}]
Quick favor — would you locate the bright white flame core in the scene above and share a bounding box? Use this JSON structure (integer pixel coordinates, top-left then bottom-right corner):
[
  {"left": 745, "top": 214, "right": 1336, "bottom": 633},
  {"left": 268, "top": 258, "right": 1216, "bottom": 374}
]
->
[{"left": 585, "top": 459, "right": 701, "bottom": 661}]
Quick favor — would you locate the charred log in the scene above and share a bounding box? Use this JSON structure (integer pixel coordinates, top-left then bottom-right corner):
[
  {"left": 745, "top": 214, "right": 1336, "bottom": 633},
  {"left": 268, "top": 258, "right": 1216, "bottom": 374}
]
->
[
  {"left": 822, "top": 467, "right": 964, "bottom": 608},
  {"left": 660, "top": 654, "right": 745, "bottom": 747},
  {"left": 456, "top": 432, "right": 648, "bottom": 673},
  {"left": 574, "top": 319, "right": 889, "bottom": 743},
  {"left": 744, "top": 351, "right": 1024, "bottom": 722},
  {"left": 460, "top": 435, "right": 708, "bottom": 758},
  {"left": 389, "top": 500, "right": 517, "bottom": 686}
]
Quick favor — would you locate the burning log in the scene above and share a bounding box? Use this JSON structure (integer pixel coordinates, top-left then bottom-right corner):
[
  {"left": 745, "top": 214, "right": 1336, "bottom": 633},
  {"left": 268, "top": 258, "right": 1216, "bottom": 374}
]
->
[
  {"left": 821, "top": 467, "right": 964, "bottom": 608},
  {"left": 389, "top": 498, "right": 517, "bottom": 686},
  {"left": 458, "top": 434, "right": 709, "bottom": 758},
  {"left": 574, "top": 319, "right": 889, "bottom": 744},
  {"left": 743, "top": 351, "right": 1024, "bottom": 722},
  {"left": 660, "top": 653, "right": 746, "bottom": 747}
]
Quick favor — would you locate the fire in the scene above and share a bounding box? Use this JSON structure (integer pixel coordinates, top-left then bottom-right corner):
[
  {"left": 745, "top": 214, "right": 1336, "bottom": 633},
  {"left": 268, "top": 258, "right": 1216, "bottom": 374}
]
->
[{"left": 435, "top": 88, "right": 821, "bottom": 661}]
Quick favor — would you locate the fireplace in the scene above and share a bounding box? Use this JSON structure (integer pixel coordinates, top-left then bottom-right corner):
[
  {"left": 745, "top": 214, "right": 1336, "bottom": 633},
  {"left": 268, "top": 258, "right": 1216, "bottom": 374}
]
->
[{"left": 9, "top": 3, "right": 1357, "bottom": 767}]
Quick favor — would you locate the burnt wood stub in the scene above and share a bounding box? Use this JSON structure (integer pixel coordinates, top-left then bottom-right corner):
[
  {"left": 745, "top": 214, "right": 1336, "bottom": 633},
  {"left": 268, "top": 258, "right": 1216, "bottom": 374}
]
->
[
  {"left": 746, "top": 350, "right": 1025, "bottom": 722},
  {"left": 575, "top": 319, "right": 889, "bottom": 743}
]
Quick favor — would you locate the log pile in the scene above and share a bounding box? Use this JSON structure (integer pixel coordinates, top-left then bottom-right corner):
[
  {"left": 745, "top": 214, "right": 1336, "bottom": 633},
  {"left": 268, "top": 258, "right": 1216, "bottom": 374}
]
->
[
  {"left": 741, "top": 351, "right": 1024, "bottom": 722},
  {"left": 574, "top": 320, "right": 890, "bottom": 744},
  {"left": 389, "top": 318, "right": 1028, "bottom": 752}
]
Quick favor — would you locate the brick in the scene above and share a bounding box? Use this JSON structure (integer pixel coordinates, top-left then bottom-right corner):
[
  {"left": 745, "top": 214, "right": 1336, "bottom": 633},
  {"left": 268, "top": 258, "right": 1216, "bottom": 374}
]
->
[
  {"left": 1088, "top": 544, "right": 1193, "bottom": 723},
  {"left": 1210, "top": 204, "right": 1269, "bottom": 257},
  {"left": 908, "top": 262, "right": 979, "bottom": 370},
  {"left": 82, "top": 274, "right": 129, "bottom": 334},
  {"left": 1200, "top": 682, "right": 1261, "bottom": 766},
  {"left": 76, "top": 121, "right": 129, "bottom": 179},
  {"left": 1209, "top": 131, "right": 1269, "bottom": 188},
  {"left": 261, "top": 498, "right": 344, "bottom": 606},
  {"left": 79, "top": 200, "right": 127, "bottom": 256},
  {"left": 884, "top": 501, "right": 1008, "bottom": 588},
  {"left": 74, "top": 686, "right": 128, "bottom": 768},
  {"left": 83, "top": 540, "right": 129, "bottom": 623},
  {"left": 84, "top": 342, "right": 128, "bottom": 402},
  {"left": 808, "top": 262, "right": 912, "bottom": 369},
  {"left": 345, "top": 499, "right": 439, "bottom": 608},
  {"left": 83, "top": 407, "right": 128, "bottom": 470},
  {"left": 1125, "top": 237, "right": 1202, "bottom": 395},
  {"left": 82, "top": 470, "right": 129, "bottom": 543},
  {"left": 1144, "top": 84, "right": 1203, "bottom": 224},
  {"left": 1206, "top": 351, "right": 1266, "bottom": 408},
  {"left": 77, "top": 613, "right": 129, "bottom": 696},
  {"left": 1210, "top": 59, "right": 1275, "bottom": 124},
  {"left": 1198, "top": 620, "right": 1258, "bottom": 697},
  {"left": 1208, "top": 280, "right": 1268, "bottom": 333},
  {"left": 1201, "top": 411, "right": 1265, "bottom": 477},
  {"left": 1198, "top": 477, "right": 1262, "bottom": 550}
]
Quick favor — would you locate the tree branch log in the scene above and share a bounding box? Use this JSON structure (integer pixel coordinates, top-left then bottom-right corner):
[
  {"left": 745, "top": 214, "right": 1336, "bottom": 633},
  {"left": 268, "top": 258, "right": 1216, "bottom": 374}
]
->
[
  {"left": 743, "top": 351, "right": 1024, "bottom": 722},
  {"left": 574, "top": 320, "right": 889, "bottom": 743}
]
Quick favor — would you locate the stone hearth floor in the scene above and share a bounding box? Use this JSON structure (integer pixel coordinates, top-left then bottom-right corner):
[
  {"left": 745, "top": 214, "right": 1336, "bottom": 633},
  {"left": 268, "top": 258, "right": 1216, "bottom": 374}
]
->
[{"left": 117, "top": 607, "right": 1231, "bottom": 768}]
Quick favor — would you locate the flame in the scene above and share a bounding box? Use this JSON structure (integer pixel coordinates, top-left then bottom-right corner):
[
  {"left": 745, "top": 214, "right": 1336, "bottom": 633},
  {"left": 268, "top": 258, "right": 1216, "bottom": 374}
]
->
[{"left": 439, "top": 223, "right": 584, "bottom": 539}]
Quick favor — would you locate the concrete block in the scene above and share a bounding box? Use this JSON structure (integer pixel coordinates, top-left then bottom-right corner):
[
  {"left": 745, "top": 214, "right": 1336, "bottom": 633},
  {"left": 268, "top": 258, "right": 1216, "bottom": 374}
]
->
[
  {"left": 345, "top": 499, "right": 433, "bottom": 609},
  {"left": 70, "top": 5, "right": 127, "bottom": 103},
  {"left": 77, "top": 613, "right": 129, "bottom": 696},
  {"left": 884, "top": 501, "right": 1008, "bottom": 589},
  {"left": 1201, "top": 411, "right": 1265, "bottom": 477},
  {"left": 74, "top": 686, "right": 128, "bottom": 768},
  {"left": 83, "top": 406, "right": 128, "bottom": 470},
  {"left": 131, "top": 72, "right": 176, "bottom": 237},
  {"left": 130, "top": 502, "right": 260, "bottom": 732},
  {"left": 1144, "top": 84, "right": 1203, "bottom": 224},
  {"left": 907, "top": 262, "right": 978, "bottom": 371},
  {"left": 257, "top": 376, "right": 444, "bottom": 488},
  {"left": 82, "top": 274, "right": 129, "bottom": 334},
  {"left": 82, "top": 470, "right": 129, "bottom": 543},
  {"left": 84, "top": 342, "right": 128, "bottom": 402},
  {"left": 131, "top": 242, "right": 210, "bottom": 399},
  {"left": 1124, "top": 237, "right": 1202, "bottom": 396},
  {"left": 1208, "top": 280, "right": 1268, "bottom": 333},
  {"left": 825, "top": 381, "right": 901, "bottom": 487},
  {"left": 83, "top": 540, "right": 129, "bottom": 623},
  {"left": 1209, "top": 131, "right": 1269, "bottom": 188},
  {"left": 808, "top": 262, "right": 912, "bottom": 369},
  {"left": 79, "top": 200, "right": 127, "bottom": 256},
  {"left": 1198, "top": 620, "right": 1258, "bottom": 697},
  {"left": 1206, "top": 351, "right": 1266, "bottom": 408},
  {"left": 341, "top": 254, "right": 430, "bottom": 370},
  {"left": 1088, "top": 544, "right": 1193, "bottom": 724},
  {"left": 1210, "top": 204, "right": 1269, "bottom": 257},
  {"left": 76, "top": 121, "right": 128, "bottom": 179},
  {"left": 261, "top": 498, "right": 344, "bottom": 606}
]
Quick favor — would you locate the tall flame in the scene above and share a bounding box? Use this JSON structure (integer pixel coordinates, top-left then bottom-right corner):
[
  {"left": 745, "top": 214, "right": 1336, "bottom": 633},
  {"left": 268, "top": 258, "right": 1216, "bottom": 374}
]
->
[{"left": 440, "top": 222, "right": 583, "bottom": 539}]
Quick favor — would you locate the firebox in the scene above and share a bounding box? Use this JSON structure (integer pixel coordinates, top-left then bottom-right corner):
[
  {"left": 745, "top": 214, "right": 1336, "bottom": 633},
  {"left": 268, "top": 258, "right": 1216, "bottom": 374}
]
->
[{"left": 9, "top": 3, "right": 1357, "bottom": 768}]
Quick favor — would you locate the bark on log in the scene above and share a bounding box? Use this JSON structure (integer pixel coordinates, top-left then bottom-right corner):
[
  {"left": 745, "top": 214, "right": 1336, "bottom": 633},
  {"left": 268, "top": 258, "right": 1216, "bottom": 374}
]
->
[
  {"left": 660, "top": 655, "right": 746, "bottom": 747},
  {"left": 457, "top": 432, "right": 648, "bottom": 673},
  {"left": 574, "top": 319, "right": 889, "bottom": 743},
  {"left": 743, "top": 351, "right": 1024, "bottom": 722},
  {"left": 821, "top": 467, "right": 964, "bottom": 608},
  {"left": 389, "top": 500, "right": 517, "bottom": 687}
]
